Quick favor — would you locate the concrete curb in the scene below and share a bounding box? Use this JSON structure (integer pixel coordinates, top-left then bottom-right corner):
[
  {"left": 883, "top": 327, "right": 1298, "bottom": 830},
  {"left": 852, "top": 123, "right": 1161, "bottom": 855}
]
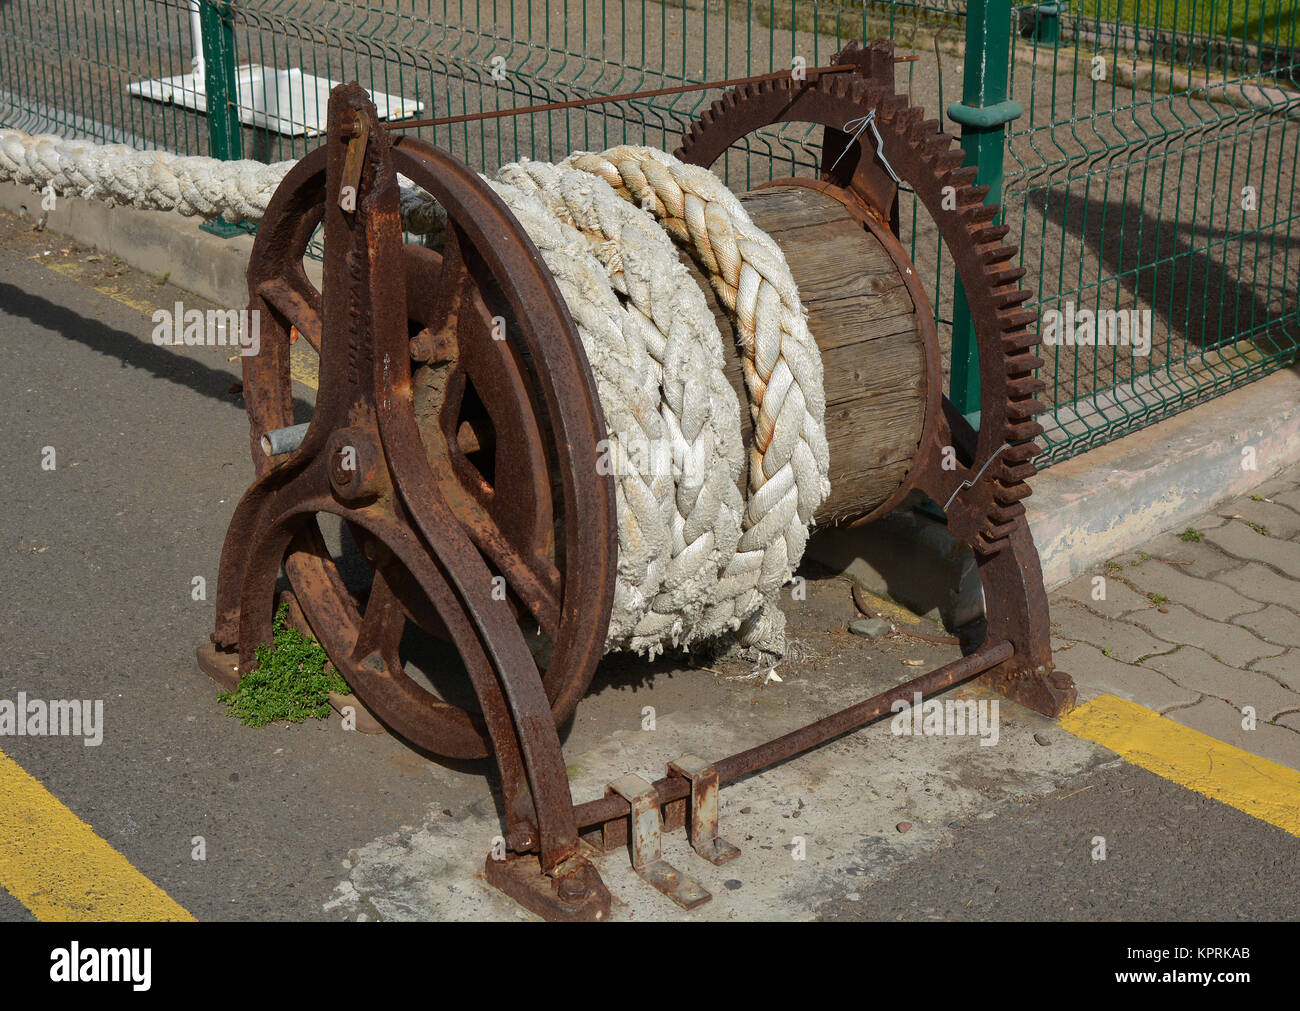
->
[
  {"left": 0, "top": 180, "right": 325, "bottom": 309},
  {"left": 4, "top": 182, "right": 1298, "bottom": 623},
  {"left": 1027, "top": 365, "right": 1300, "bottom": 589}
]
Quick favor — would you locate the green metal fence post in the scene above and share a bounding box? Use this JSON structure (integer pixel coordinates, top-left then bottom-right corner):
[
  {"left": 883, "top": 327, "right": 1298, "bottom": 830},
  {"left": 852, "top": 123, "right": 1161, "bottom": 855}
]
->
[
  {"left": 198, "top": 0, "right": 244, "bottom": 237},
  {"left": 946, "top": 0, "right": 1023, "bottom": 427}
]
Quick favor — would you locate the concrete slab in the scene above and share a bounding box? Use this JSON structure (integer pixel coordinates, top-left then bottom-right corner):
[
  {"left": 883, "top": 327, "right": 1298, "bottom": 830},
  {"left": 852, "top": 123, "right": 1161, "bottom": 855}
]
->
[
  {"left": 1055, "top": 571, "right": 1153, "bottom": 617},
  {"left": 1248, "top": 650, "right": 1300, "bottom": 689},
  {"left": 1205, "top": 520, "right": 1300, "bottom": 580},
  {"left": 1027, "top": 366, "right": 1300, "bottom": 589},
  {"left": 1166, "top": 696, "right": 1300, "bottom": 773},
  {"left": 1049, "top": 599, "right": 1176, "bottom": 663},
  {"left": 1118, "top": 560, "right": 1265, "bottom": 621},
  {"left": 1126, "top": 604, "right": 1276, "bottom": 668},
  {"left": 1052, "top": 641, "right": 1202, "bottom": 713},
  {"left": 1215, "top": 561, "right": 1300, "bottom": 614},
  {"left": 324, "top": 670, "right": 1106, "bottom": 921},
  {"left": 1237, "top": 604, "right": 1300, "bottom": 649},
  {"left": 1143, "top": 647, "right": 1300, "bottom": 720}
]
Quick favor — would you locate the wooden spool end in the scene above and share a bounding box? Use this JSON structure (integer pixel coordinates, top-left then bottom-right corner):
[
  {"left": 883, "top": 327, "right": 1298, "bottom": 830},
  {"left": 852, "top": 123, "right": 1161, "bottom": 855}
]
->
[{"left": 681, "top": 183, "right": 929, "bottom": 525}]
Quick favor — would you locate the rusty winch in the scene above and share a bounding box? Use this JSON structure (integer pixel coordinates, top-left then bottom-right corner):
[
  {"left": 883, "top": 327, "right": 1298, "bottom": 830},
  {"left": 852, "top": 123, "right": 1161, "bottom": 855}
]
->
[{"left": 197, "top": 40, "right": 1075, "bottom": 920}]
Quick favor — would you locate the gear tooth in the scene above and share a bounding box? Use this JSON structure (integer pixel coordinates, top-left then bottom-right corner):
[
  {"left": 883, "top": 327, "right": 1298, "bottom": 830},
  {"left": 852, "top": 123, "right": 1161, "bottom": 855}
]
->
[
  {"left": 988, "top": 501, "right": 1026, "bottom": 524},
  {"left": 944, "top": 165, "right": 978, "bottom": 189},
  {"left": 1004, "top": 419, "right": 1044, "bottom": 444},
  {"left": 897, "top": 105, "right": 925, "bottom": 128},
  {"left": 1005, "top": 352, "right": 1043, "bottom": 375},
  {"left": 972, "top": 222, "right": 1011, "bottom": 244},
  {"left": 863, "top": 83, "right": 889, "bottom": 107},
  {"left": 988, "top": 265, "right": 1026, "bottom": 287},
  {"left": 910, "top": 118, "right": 943, "bottom": 141},
  {"left": 934, "top": 149, "right": 966, "bottom": 173},
  {"left": 981, "top": 517, "right": 1021, "bottom": 541},
  {"left": 1000, "top": 461, "right": 1038, "bottom": 483},
  {"left": 1002, "top": 330, "right": 1041, "bottom": 353},
  {"left": 995, "top": 481, "right": 1035, "bottom": 506},
  {"left": 1007, "top": 398, "right": 1046, "bottom": 420},
  {"left": 998, "top": 441, "right": 1040, "bottom": 465},
  {"left": 881, "top": 93, "right": 908, "bottom": 116},
  {"left": 999, "top": 307, "right": 1037, "bottom": 330},
  {"left": 1002, "top": 442, "right": 1041, "bottom": 467},
  {"left": 1008, "top": 375, "right": 1046, "bottom": 398},
  {"left": 920, "top": 134, "right": 956, "bottom": 159},
  {"left": 959, "top": 184, "right": 991, "bottom": 207},
  {"left": 994, "top": 286, "right": 1031, "bottom": 309},
  {"left": 982, "top": 243, "right": 1020, "bottom": 265}
]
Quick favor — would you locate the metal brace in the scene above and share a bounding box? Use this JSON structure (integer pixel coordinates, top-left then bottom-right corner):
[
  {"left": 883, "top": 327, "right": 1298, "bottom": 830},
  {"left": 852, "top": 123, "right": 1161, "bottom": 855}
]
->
[
  {"left": 667, "top": 754, "right": 741, "bottom": 865},
  {"left": 942, "top": 441, "right": 1014, "bottom": 511},
  {"left": 339, "top": 109, "right": 369, "bottom": 213},
  {"left": 830, "top": 109, "right": 901, "bottom": 182},
  {"left": 604, "top": 773, "right": 711, "bottom": 910}
]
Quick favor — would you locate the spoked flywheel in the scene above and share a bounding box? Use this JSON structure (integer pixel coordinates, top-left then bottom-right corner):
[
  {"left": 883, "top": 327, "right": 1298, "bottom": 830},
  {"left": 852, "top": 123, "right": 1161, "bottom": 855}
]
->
[{"left": 217, "top": 92, "right": 616, "bottom": 765}]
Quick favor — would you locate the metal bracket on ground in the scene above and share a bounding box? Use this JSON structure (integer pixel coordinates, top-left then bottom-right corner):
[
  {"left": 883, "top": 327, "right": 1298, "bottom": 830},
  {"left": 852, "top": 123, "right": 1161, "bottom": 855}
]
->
[{"left": 604, "top": 773, "right": 711, "bottom": 909}]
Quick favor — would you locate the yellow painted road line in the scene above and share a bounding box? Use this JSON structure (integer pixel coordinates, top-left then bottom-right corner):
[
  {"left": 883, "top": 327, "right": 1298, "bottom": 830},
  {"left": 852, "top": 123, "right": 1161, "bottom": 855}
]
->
[
  {"left": 1062, "top": 694, "right": 1300, "bottom": 837},
  {"left": 40, "top": 259, "right": 160, "bottom": 316},
  {"left": 0, "top": 748, "right": 195, "bottom": 921},
  {"left": 289, "top": 344, "right": 319, "bottom": 390},
  {"left": 34, "top": 253, "right": 322, "bottom": 391}
]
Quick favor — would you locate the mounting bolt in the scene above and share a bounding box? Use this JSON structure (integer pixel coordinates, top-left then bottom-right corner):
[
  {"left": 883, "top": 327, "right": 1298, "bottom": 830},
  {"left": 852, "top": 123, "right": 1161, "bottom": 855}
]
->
[
  {"left": 340, "top": 111, "right": 364, "bottom": 139},
  {"left": 409, "top": 329, "right": 453, "bottom": 365},
  {"left": 505, "top": 826, "right": 536, "bottom": 852},
  {"left": 327, "top": 427, "right": 384, "bottom": 503},
  {"left": 556, "top": 869, "right": 589, "bottom": 901}
]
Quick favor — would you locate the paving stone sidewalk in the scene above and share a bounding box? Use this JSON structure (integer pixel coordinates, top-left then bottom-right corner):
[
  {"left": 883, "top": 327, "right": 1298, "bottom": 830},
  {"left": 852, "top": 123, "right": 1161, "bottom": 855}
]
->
[{"left": 1049, "top": 461, "right": 1300, "bottom": 771}]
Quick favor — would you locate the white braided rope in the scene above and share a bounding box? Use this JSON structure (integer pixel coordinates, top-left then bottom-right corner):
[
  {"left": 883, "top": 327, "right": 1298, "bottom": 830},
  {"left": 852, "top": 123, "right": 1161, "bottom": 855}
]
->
[
  {"left": 0, "top": 128, "right": 445, "bottom": 233},
  {"left": 495, "top": 159, "right": 748, "bottom": 651},
  {"left": 484, "top": 175, "right": 677, "bottom": 652},
  {"left": 566, "top": 147, "right": 832, "bottom": 650},
  {"left": 0, "top": 127, "right": 831, "bottom": 659}
]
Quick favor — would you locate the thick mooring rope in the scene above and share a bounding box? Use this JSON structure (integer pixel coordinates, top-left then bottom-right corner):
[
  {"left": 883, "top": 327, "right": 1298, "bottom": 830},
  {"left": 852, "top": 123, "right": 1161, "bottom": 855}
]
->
[
  {"left": 0, "top": 128, "right": 830, "bottom": 660},
  {"left": 0, "top": 129, "right": 446, "bottom": 233}
]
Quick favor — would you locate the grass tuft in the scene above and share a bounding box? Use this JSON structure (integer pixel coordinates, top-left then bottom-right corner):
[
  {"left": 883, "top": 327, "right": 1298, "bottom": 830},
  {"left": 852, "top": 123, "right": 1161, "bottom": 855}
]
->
[{"left": 218, "top": 603, "right": 349, "bottom": 727}]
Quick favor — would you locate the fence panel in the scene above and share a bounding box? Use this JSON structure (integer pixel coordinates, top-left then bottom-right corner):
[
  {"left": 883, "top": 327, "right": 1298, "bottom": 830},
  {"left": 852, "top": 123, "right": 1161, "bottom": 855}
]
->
[{"left": 1, "top": 0, "right": 1296, "bottom": 466}]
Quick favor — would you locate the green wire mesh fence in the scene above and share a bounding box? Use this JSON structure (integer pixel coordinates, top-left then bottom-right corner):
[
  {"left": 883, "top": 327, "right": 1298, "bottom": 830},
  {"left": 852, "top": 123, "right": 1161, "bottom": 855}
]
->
[
  {"left": 1, "top": 0, "right": 1296, "bottom": 466},
  {"left": 1008, "top": 1, "right": 1300, "bottom": 463}
]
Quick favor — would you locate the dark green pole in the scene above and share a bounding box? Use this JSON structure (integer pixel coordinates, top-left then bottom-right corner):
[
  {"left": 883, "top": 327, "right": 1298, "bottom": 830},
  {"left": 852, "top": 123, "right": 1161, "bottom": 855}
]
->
[
  {"left": 946, "top": 0, "right": 1022, "bottom": 426},
  {"left": 198, "top": 1, "right": 245, "bottom": 236}
]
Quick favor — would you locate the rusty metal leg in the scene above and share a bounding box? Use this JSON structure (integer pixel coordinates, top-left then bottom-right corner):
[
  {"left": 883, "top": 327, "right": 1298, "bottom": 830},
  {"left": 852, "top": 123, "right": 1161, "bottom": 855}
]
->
[
  {"left": 667, "top": 755, "right": 740, "bottom": 865},
  {"left": 976, "top": 520, "right": 1076, "bottom": 717},
  {"left": 605, "top": 774, "right": 711, "bottom": 910}
]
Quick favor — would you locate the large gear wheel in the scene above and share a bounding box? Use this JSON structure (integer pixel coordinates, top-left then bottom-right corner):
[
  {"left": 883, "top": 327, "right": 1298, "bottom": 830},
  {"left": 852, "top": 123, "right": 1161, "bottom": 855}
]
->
[
  {"left": 216, "top": 92, "right": 618, "bottom": 765},
  {"left": 676, "top": 39, "right": 1046, "bottom": 557}
]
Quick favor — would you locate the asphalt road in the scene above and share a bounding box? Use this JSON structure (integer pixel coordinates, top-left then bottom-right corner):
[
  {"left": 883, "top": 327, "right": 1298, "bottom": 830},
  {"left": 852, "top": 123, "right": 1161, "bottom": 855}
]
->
[
  {"left": 0, "top": 239, "right": 442, "bottom": 920},
  {"left": 822, "top": 761, "right": 1300, "bottom": 920},
  {"left": 0, "top": 222, "right": 1297, "bottom": 921}
]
